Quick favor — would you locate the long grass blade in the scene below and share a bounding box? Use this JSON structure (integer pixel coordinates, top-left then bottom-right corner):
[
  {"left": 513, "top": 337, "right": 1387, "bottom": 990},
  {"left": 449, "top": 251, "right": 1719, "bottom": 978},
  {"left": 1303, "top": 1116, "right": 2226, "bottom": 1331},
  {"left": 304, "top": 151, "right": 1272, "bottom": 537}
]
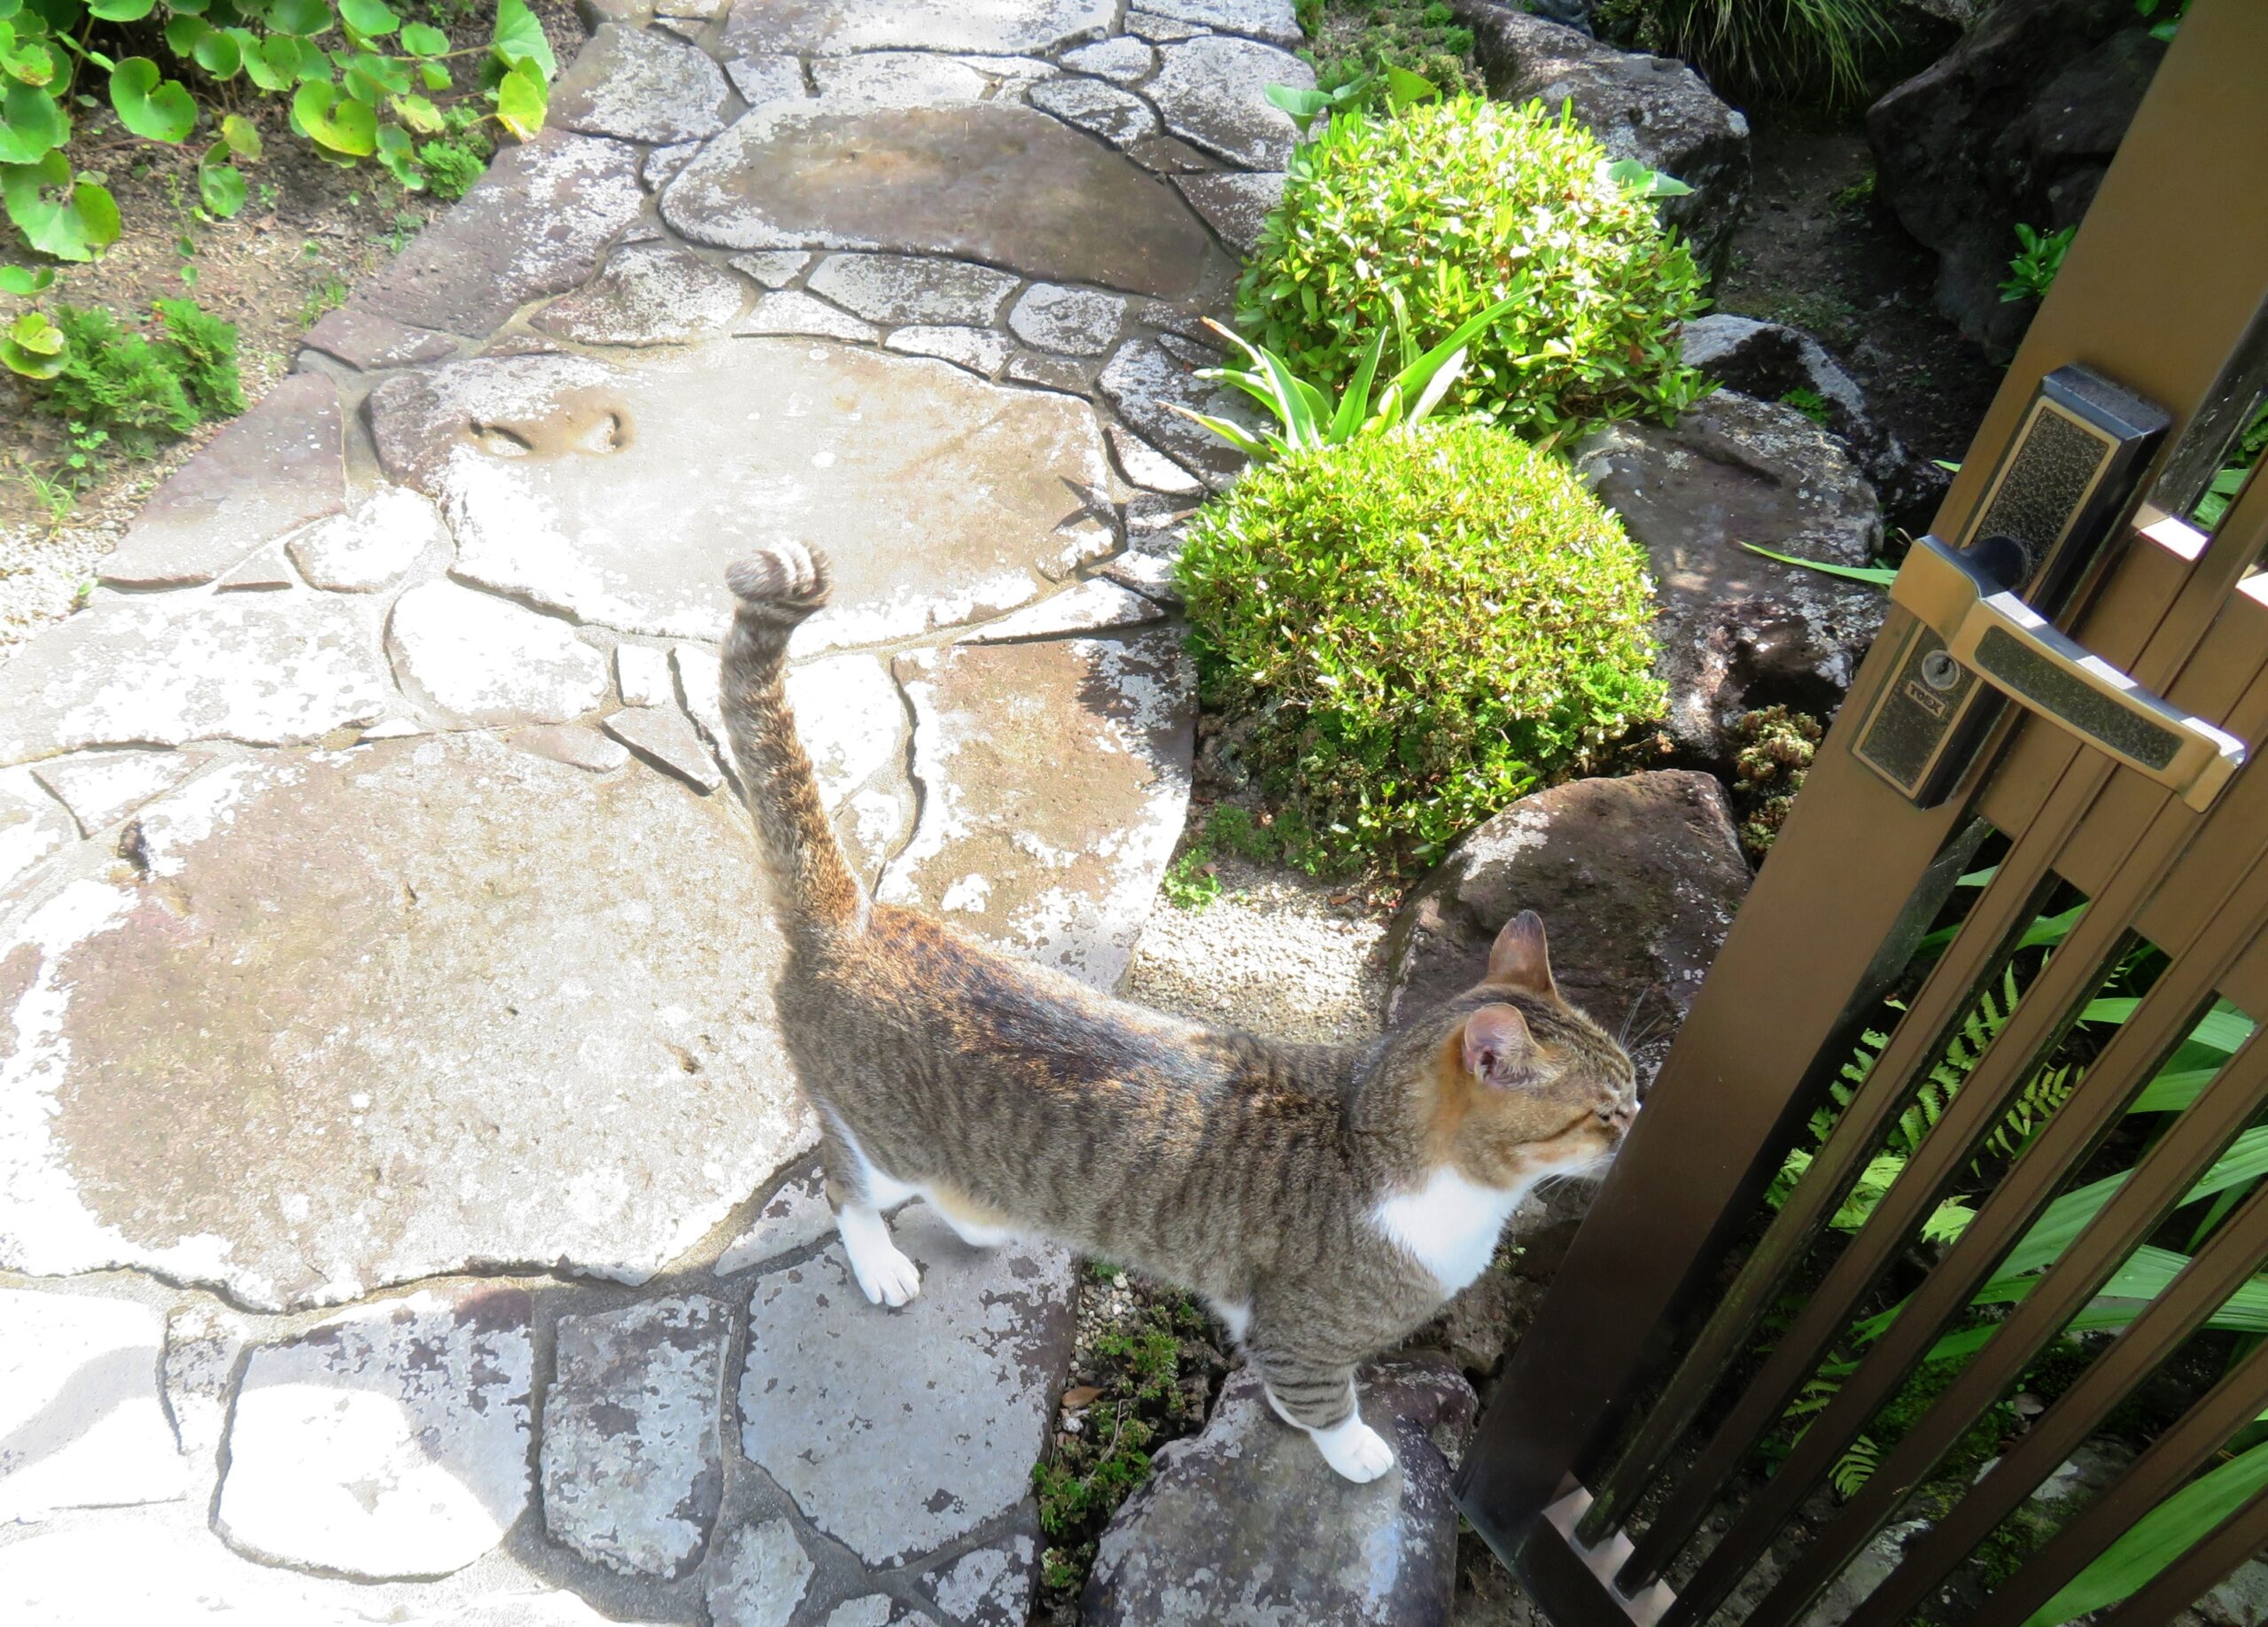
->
[{"left": 1331, "top": 326, "right": 1387, "bottom": 443}]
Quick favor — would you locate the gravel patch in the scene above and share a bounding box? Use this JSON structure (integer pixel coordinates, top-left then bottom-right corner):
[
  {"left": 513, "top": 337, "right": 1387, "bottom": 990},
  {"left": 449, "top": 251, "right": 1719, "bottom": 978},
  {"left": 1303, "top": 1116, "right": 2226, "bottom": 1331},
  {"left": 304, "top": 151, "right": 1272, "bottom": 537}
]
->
[{"left": 1122, "top": 853, "right": 1391, "bottom": 1045}]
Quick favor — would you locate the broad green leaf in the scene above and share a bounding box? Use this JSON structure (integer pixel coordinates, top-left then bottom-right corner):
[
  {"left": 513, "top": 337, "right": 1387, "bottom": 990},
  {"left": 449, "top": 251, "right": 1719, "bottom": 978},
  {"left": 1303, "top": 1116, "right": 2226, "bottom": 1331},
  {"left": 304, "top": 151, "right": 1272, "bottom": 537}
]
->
[
  {"left": 4, "top": 39, "right": 58, "bottom": 89},
  {"left": 194, "top": 28, "right": 243, "bottom": 77},
  {"left": 490, "top": 0, "right": 554, "bottom": 81},
  {"left": 0, "top": 79, "right": 67, "bottom": 163},
  {"left": 1406, "top": 346, "right": 1467, "bottom": 425},
  {"left": 292, "top": 79, "right": 376, "bottom": 155},
  {"left": 2129, "top": 1066, "right": 2229, "bottom": 1116},
  {"left": 1391, "top": 291, "right": 1524, "bottom": 406},
  {"left": 86, "top": 0, "right": 156, "bottom": 19},
  {"left": 399, "top": 19, "right": 447, "bottom": 55},
  {"left": 1262, "top": 81, "right": 1332, "bottom": 134},
  {"left": 2022, "top": 1438, "right": 2268, "bottom": 1626},
  {"left": 374, "top": 120, "right": 421, "bottom": 187},
  {"left": 219, "top": 111, "right": 261, "bottom": 159},
  {"left": 388, "top": 90, "right": 441, "bottom": 133},
  {"left": 110, "top": 58, "right": 198, "bottom": 143},
  {"left": 339, "top": 50, "right": 409, "bottom": 100},
  {"left": 268, "top": 0, "right": 331, "bottom": 35},
  {"left": 416, "top": 58, "right": 449, "bottom": 90},
  {"left": 0, "top": 261, "right": 53, "bottom": 293},
  {"left": 72, "top": 176, "right": 119, "bottom": 247},
  {"left": 2, "top": 307, "right": 66, "bottom": 378},
  {"left": 236, "top": 27, "right": 291, "bottom": 89},
  {"left": 1329, "top": 325, "right": 1386, "bottom": 442},
  {"left": 164, "top": 14, "right": 210, "bottom": 55},
  {"left": 1382, "top": 66, "right": 1436, "bottom": 109},
  {"left": 172, "top": 0, "right": 210, "bottom": 12},
  {"left": 2080, "top": 999, "right": 2254, "bottom": 1055},
  {"left": 1164, "top": 403, "right": 1271, "bottom": 461},
  {"left": 493, "top": 59, "right": 546, "bottom": 138},
  {"left": 338, "top": 0, "right": 397, "bottom": 36},
  {"left": 197, "top": 154, "right": 245, "bottom": 215},
  {"left": 3, "top": 151, "right": 86, "bottom": 259}
]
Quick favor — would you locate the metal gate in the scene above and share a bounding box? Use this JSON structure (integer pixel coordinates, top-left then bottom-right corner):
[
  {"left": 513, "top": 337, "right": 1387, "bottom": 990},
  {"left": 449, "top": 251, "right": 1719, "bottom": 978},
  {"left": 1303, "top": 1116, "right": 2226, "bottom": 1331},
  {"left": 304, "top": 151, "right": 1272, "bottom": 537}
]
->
[{"left": 1453, "top": 3, "right": 2268, "bottom": 1623}]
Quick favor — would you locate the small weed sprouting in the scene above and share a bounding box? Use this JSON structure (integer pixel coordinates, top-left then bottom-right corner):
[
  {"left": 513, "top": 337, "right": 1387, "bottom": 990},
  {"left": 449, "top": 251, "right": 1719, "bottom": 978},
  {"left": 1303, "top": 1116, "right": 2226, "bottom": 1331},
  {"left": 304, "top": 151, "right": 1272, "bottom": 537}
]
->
[
  {"left": 1779, "top": 386, "right": 1831, "bottom": 427},
  {"left": 1730, "top": 705, "right": 1821, "bottom": 861},
  {"left": 2000, "top": 222, "right": 2076, "bottom": 304},
  {"left": 1161, "top": 846, "right": 1221, "bottom": 912},
  {"left": 300, "top": 277, "right": 352, "bottom": 329},
  {"left": 1833, "top": 169, "right": 1876, "bottom": 212}
]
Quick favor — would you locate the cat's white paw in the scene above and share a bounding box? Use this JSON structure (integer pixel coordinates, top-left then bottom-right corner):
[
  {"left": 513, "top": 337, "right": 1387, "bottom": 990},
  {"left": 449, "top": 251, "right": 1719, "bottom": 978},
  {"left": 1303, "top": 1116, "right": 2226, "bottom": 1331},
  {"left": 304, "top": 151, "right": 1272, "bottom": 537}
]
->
[
  {"left": 837, "top": 1205, "right": 921, "bottom": 1307},
  {"left": 1311, "top": 1414, "right": 1396, "bottom": 1483},
  {"left": 851, "top": 1242, "right": 922, "bottom": 1307}
]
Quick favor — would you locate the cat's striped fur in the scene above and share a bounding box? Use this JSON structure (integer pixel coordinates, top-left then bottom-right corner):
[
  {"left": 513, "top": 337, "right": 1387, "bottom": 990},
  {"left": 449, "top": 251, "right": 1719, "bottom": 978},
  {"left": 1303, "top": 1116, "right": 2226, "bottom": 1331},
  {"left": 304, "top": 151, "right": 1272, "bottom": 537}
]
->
[{"left": 720, "top": 545, "right": 1636, "bottom": 1482}]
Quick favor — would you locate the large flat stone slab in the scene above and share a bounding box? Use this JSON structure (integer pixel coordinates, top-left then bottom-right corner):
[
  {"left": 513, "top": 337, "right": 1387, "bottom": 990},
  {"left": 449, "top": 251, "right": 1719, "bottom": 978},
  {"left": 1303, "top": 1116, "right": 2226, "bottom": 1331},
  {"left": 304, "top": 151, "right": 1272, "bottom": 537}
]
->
[
  {"left": 97, "top": 373, "right": 345, "bottom": 588},
  {"left": 1098, "top": 336, "right": 1254, "bottom": 489},
  {"left": 543, "top": 1295, "right": 729, "bottom": 1578},
  {"left": 739, "top": 1204, "right": 1076, "bottom": 1567},
  {"left": 218, "top": 1287, "right": 533, "bottom": 1578},
  {"left": 1084, "top": 1359, "right": 1476, "bottom": 1626},
  {"left": 359, "top": 131, "right": 646, "bottom": 337},
  {"left": 0, "top": 590, "right": 391, "bottom": 765},
  {"left": 0, "top": 733, "right": 812, "bottom": 1309},
  {"left": 720, "top": 0, "right": 1111, "bottom": 56},
  {"left": 662, "top": 97, "right": 1220, "bottom": 299},
  {"left": 880, "top": 630, "right": 1193, "bottom": 991},
  {"left": 707, "top": 1519, "right": 816, "bottom": 1627},
  {"left": 367, "top": 345, "right": 1113, "bottom": 650},
  {"left": 1147, "top": 35, "right": 1308, "bottom": 169},
  {"left": 0, "top": 767, "right": 74, "bottom": 898},
  {"left": 532, "top": 241, "right": 751, "bottom": 346},
  {"left": 550, "top": 22, "right": 732, "bottom": 144},
  {"left": 0, "top": 1289, "right": 186, "bottom": 1522},
  {"left": 385, "top": 580, "right": 610, "bottom": 727}
]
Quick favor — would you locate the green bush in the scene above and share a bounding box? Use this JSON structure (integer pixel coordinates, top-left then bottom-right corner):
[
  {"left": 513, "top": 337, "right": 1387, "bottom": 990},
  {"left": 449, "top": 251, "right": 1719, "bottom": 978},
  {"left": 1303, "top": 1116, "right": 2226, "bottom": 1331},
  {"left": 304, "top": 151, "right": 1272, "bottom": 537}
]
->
[
  {"left": 1237, "top": 97, "right": 1709, "bottom": 442},
  {"left": 1595, "top": 0, "right": 1893, "bottom": 105},
  {"left": 38, "top": 298, "right": 244, "bottom": 450},
  {"left": 1178, "top": 422, "right": 1664, "bottom": 865}
]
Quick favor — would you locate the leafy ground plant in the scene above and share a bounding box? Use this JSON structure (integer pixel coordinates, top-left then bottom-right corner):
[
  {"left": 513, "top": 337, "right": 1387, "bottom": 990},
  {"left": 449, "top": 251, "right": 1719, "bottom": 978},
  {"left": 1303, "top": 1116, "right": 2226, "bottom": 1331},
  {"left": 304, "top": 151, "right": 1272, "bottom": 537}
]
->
[
  {"left": 1593, "top": 0, "right": 1895, "bottom": 105},
  {"left": 1238, "top": 96, "right": 1709, "bottom": 443},
  {"left": 2000, "top": 222, "right": 2076, "bottom": 304},
  {"left": 1297, "top": 0, "right": 1481, "bottom": 97},
  {"left": 0, "top": 0, "right": 552, "bottom": 260},
  {"left": 1177, "top": 420, "right": 1664, "bottom": 868},
  {"left": 13, "top": 294, "right": 241, "bottom": 497}
]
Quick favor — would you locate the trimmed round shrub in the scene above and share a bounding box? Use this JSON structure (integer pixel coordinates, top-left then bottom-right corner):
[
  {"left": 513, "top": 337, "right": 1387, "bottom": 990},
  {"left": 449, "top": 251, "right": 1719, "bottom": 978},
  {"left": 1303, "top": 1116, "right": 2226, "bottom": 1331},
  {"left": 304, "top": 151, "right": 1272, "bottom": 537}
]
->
[
  {"left": 1177, "top": 423, "right": 1664, "bottom": 867},
  {"left": 1236, "top": 97, "right": 1709, "bottom": 441}
]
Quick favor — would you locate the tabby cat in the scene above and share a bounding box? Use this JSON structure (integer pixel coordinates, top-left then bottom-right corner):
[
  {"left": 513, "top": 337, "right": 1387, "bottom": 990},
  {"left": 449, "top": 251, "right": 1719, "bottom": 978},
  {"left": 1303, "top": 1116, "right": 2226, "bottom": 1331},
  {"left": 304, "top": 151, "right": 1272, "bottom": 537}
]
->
[{"left": 720, "top": 545, "right": 1637, "bottom": 1483}]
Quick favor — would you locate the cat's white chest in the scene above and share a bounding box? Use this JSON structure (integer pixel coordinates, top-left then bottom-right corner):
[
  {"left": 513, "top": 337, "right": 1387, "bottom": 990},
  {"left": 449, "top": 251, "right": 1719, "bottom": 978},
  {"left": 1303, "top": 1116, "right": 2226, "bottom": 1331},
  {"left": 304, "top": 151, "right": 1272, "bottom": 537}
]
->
[{"left": 1368, "top": 1170, "right": 1531, "bottom": 1294}]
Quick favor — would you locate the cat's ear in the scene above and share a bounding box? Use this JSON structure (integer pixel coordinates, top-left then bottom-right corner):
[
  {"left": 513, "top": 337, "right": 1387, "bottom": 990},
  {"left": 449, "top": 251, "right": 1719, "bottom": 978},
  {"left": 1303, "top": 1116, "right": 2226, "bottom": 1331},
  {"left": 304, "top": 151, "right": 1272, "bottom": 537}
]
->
[
  {"left": 1462, "top": 1004, "right": 1536, "bottom": 1090},
  {"left": 1485, "top": 909, "right": 1557, "bottom": 999}
]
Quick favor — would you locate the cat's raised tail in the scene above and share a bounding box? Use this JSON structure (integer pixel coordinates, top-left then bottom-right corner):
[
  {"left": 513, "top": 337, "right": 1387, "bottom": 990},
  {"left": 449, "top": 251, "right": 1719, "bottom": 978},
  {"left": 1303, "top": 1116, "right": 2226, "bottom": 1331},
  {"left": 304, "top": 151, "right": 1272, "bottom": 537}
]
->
[{"left": 721, "top": 545, "right": 864, "bottom": 930}]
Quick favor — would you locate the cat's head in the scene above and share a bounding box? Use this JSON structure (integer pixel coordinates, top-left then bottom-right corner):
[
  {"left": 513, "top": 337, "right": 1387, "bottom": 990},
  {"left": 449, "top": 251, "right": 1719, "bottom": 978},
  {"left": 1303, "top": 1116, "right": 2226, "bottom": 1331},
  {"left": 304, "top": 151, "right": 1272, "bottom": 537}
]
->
[{"left": 1412, "top": 911, "right": 1638, "bottom": 1189}]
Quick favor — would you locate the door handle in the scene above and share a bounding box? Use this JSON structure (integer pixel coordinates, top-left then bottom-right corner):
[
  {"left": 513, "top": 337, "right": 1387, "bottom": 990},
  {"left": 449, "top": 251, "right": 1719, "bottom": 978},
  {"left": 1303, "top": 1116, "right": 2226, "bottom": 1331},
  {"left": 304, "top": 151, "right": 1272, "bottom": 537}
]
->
[{"left": 1891, "top": 533, "right": 2246, "bottom": 811}]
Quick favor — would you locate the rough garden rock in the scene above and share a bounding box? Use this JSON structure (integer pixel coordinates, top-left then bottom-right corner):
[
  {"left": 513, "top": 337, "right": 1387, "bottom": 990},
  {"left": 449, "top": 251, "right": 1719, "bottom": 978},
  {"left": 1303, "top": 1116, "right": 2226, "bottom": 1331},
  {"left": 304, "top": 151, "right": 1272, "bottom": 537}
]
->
[
  {"left": 31, "top": 749, "right": 201, "bottom": 837},
  {"left": 0, "top": 590, "right": 391, "bottom": 763},
  {"left": 1084, "top": 1358, "right": 1476, "bottom": 1627},
  {"left": 548, "top": 22, "right": 733, "bottom": 144},
  {"left": 386, "top": 580, "right": 610, "bottom": 726},
  {"left": 514, "top": 722, "right": 633, "bottom": 772},
  {"left": 0, "top": 768, "right": 73, "bottom": 895},
  {"left": 706, "top": 1520, "right": 816, "bottom": 1627},
  {"left": 807, "top": 51, "right": 994, "bottom": 108},
  {"left": 1682, "top": 313, "right": 1949, "bottom": 528},
  {"left": 603, "top": 703, "right": 726, "bottom": 791},
  {"left": 1006, "top": 286, "right": 1122, "bottom": 356},
  {"left": 368, "top": 345, "right": 1114, "bottom": 649},
  {"left": 301, "top": 307, "right": 461, "bottom": 369},
  {"left": 1868, "top": 0, "right": 2161, "bottom": 353},
  {"left": 663, "top": 97, "right": 1222, "bottom": 300},
  {"left": 720, "top": 0, "right": 1111, "bottom": 56},
  {"left": 359, "top": 131, "right": 646, "bottom": 337},
  {"left": 218, "top": 1287, "right": 532, "bottom": 1577},
  {"left": 542, "top": 1295, "right": 730, "bottom": 1578},
  {"left": 716, "top": 1162, "right": 833, "bottom": 1274},
  {"left": 1146, "top": 35, "right": 1309, "bottom": 169},
  {"left": 97, "top": 373, "right": 345, "bottom": 588},
  {"left": 1099, "top": 336, "right": 1254, "bottom": 489},
  {"left": 887, "top": 324, "right": 1013, "bottom": 376},
  {"left": 1384, "top": 771, "right": 1752, "bottom": 1080},
  {"left": 806, "top": 253, "right": 1021, "bottom": 326},
  {"left": 882, "top": 630, "right": 1194, "bottom": 990},
  {"left": 1028, "top": 74, "right": 1159, "bottom": 146},
  {"left": 616, "top": 643, "right": 676, "bottom": 706},
  {"left": 1173, "top": 171, "right": 1284, "bottom": 255},
  {"left": 1139, "top": 0, "right": 1300, "bottom": 42},
  {"left": 739, "top": 1203, "right": 1076, "bottom": 1569},
  {"left": 0, "top": 733, "right": 812, "bottom": 1310},
  {"left": 917, "top": 1507, "right": 1044, "bottom": 1626},
  {"left": 966, "top": 579, "right": 1164, "bottom": 642},
  {"left": 1452, "top": 1, "right": 1751, "bottom": 271},
  {"left": 284, "top": 484, "right": 451, "bottom": 592},
  {"left": 1062, "top": 36, "right": 1155, "bottom": 81},
  {"left": 1574, "top": 392, "right": 1886, "bottom": 763},
  {"left": 0, "top": 1290, "right": 185, "bottom": 1522},
  {"left": 731, "top": 248, "right": 812, "bottom": 288},
  {"left": 161, "top": 1300, "right": 253, "bottom": 1465},
  {"left": 738, "top": 289, "right": 882, "bottom": 340},
  {"left": 532, "top": 241, "right": 751, "bottom": 345}
]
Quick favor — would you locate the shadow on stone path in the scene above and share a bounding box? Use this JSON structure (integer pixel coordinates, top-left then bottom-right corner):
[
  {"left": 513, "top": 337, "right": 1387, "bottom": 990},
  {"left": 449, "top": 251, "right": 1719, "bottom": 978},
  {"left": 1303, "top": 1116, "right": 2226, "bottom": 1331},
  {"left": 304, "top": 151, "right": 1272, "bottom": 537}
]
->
[{"left": 0, "top": 1, "right": 1317, "bottom": 1620}]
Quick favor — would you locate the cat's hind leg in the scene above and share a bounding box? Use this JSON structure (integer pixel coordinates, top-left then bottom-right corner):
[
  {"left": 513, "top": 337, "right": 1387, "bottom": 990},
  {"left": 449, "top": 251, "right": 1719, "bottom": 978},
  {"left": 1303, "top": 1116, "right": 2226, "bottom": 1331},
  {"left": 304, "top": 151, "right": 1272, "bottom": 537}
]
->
[
  {"left": 819, "top": 1113, "right": 922, "bottom": 1308},
  {"left": 1248, "top": 1338, "right": 1395, "bottom": 1483}
]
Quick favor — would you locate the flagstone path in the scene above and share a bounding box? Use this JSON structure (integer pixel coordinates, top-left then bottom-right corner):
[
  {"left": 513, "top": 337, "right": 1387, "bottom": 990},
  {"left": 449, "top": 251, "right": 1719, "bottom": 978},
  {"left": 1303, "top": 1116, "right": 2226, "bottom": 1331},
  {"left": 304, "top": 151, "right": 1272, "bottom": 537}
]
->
[{"left": 0, "top": 2, "right": 1310, "bottom": 1620}]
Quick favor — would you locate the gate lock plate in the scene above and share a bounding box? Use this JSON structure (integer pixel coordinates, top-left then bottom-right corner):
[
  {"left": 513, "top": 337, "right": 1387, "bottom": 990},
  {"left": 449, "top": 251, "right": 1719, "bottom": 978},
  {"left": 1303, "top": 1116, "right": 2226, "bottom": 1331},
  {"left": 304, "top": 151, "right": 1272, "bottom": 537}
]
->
[{"left": 1852, "top": 364, "right": 2244, "bottom": 811}]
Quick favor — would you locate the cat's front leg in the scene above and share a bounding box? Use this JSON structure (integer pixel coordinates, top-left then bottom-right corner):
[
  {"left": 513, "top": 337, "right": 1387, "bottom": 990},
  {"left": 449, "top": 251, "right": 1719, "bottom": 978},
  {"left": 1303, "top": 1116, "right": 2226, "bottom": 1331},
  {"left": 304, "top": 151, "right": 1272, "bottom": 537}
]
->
[
  {"left": 1253, "top": 1354, "right": 1395, "bottom": 1483},
  {"left": 836, "top": 1203, "right": 921, "bottom": 1307}
]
